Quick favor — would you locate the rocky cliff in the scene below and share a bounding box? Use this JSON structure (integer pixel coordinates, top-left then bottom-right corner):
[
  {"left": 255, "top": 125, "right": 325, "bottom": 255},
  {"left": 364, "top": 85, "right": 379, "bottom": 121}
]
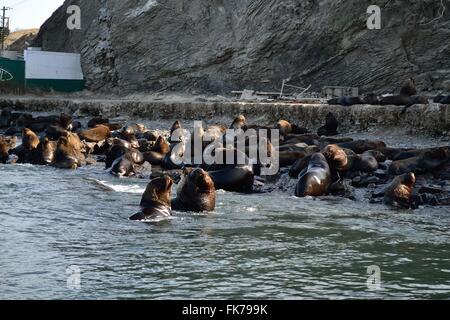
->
[{"left": 34, "top": 0, "right": 450, "bottom": 95}]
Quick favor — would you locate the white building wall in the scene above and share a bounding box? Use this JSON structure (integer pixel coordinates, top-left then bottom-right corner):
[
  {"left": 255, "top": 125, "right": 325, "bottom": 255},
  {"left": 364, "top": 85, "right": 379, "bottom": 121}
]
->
[{"left": 24, "top": 50, "right": 84, "bottom": 80}]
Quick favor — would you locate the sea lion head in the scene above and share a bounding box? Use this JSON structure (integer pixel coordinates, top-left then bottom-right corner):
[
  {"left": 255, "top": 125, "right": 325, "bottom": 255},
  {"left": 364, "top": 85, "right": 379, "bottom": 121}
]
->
[
  {"left": 188, "top": 168, "right": 215, "bottom": 194},
  {"left": 231, "top": 115, "right": 247, "bottom": 130},
  {"left": 22, "top": 128, "right": 40, "bottom": 150},
  {"left": 277, "top": 120, "right": 292, "bottom": 137},
  {"left": 141, "top": 175, "right": 173, "bottom": 208},
  {"left": 402, "top": 172, "right": 416, "bottom": 188},
  {"left": 41, "top": 137, "right": 57, "bottom": 164},
  {"left": 323, "top": 144, "right": 348, "bottom": 172},
  {"left": 153, "top": 136, "right": 170, "bottom": 154},
  {"left": 59, "top": 113, "right": 73, "bottom": 131}
]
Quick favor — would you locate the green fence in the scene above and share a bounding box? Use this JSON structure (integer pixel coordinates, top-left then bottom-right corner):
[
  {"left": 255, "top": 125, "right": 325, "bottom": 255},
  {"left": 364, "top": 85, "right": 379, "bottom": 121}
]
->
[{"left": 0, "top": 57, "right": 25, "bottom": 89}]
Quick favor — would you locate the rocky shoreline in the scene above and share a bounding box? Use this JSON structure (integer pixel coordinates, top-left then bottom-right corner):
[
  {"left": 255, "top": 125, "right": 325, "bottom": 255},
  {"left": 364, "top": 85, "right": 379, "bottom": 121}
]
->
[{"left": 0, "top": 95, "right": 449, "bottom": 137}]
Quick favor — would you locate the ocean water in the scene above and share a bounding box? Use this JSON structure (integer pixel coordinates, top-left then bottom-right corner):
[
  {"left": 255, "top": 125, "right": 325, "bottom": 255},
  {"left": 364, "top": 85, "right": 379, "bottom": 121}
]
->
[{"left": 0, "top": 162, "right": 449, "bottom": 299}]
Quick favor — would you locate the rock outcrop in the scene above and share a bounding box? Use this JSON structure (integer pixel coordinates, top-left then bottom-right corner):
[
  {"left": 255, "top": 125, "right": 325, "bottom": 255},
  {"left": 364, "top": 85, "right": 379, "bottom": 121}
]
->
[{"left": 34, "top": 0, "right": 450, "bottom": 95}]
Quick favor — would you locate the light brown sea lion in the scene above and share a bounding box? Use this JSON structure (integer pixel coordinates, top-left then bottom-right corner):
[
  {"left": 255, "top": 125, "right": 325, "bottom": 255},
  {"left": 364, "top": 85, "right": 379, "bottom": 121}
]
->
[
  {"left": 230, "top": 115, "right": 247, "bottom": 130},
  {"left": 172, "top": 168, "right": 216, "bottom": 212},
  {"left": 322, "top": 144, "right": 350, "bottom": 173},
  {"left": 295, "top": 153, "right": 332, "bottom": 197},
  {"left": 129, "top": 175, "right": 173, "bottom": 221},
  {"left": 79, "top": 125, "right": 111, "bottom": 143},
  {"left": 22, "top": 128, "right": 40, "bottom": 150},
  {"left": 35, "top": 137, "right": 57, "bottom": 165},
  {"left": 53, "top": 135, "right": 86, "bottom": 169},
  {"left": 0, "top": 137, "right": 10, "bottom": 163},
  {"left": 384, "top": 173, "right": 416, "bottom": 208}
]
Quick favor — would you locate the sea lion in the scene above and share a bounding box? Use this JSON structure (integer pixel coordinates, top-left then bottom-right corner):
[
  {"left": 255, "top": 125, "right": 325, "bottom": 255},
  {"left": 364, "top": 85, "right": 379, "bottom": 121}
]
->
[
  {"left": 399, "top": 78, "right": 417, "bottom": 97},
  {"left": 59, "top": 113, "right": 73, "bottom": 131},
  {"left": 364, "top": 93, "right": 381, "bottom": 105},
  {"left": 119, "top": 131, "right": 140, "bottom": 149},
  {"left": 388, "top": 147, "right": 450, "bottom": 175},
  {"left": 322, "top": 144, "right": 350, "bottom": 173},
  {"left": 53, "top": 135, "right": 86, "bottom": 169},
  {"left": 143, "top": 136, "right": 170, "bottom": 166},
  {"left": 129, "top": 175, "right": 173, "bottom": 221},
  {"left": 209, "top": 165, "right": 254, "bottom": 193},
  {"left": 295, "top": 153, "right": 332, "bottom": 197},
  {"left": 230, "top": 115, "right": 247, "bottom": 130},
  {"left": 353, "top": 151, "right": 379, "bottom": 173},
  {"left": 435, "top": 94, "right": 450, "bottom": 104},
  {"left": 88, "top": 118, "right": 109, "bottom": 128},
  {"left": 317, "top": 113, "right": 338, "bottom": 137},
  {"left": 378, "top": 147, "right": 411, "bottom": 160},
  {"left": 110, "top": 153, "right": 135, "bottom": 177},
  {"left": 0, "top": 108, "right": 12, "bottom": 128},
  {"left": 327, "top": 96, "right": 364, "bottom": 106},
  {"left": 277, "top": 120, "right": 309, "bottom": 138},
  {"left": 35, "top": 137, "right": 57, "bottom": 165},
  {"left": 79, "top": 125, "right": 111, "bottom": 143},
  {"left": 384, "top": 173, "right": 416, "bottom": 208},
  {"left": 22, "top": 128, "right": 40, "bottom": 150},
  {"left": 337, "top": 140, "right": 386, "bottom": 154},
  {"left": 172, "top": 168, "right": 216, "bottom": 212},
  {"left": 400, "top": 95, "right": 430, "bottom": 114},
  {"left": 0, "top": 137, "right": 10, "bottom": 163}
]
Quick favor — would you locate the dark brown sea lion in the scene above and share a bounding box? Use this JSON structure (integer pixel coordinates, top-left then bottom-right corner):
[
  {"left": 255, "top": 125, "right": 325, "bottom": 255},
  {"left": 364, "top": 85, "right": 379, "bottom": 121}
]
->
[
  {"left": 379, "top": 95, "right": 412, "bottom": 106},
  {"left": 172, "top": 168, "right": 216, "bottom": 212},
  {"left": 435, "top": 95, "right": 450, "bottom": 104},
  {"left": 353, "top": 151, "right": 379, "bottom": 173},
  {"left": 317, "top": 113, "right": 338, "bottom": 137},
  {"left": 378, "top": 147, "right": 411, "bottom": 160},
  {"left": 328, "top": 96, "right": 365, "bottom": 106},
  {"left": 88, "top": 118, "right": 109, "bottom": 128},
  {"left": 143, "top": 136, "right": 170, "bottom": 166},
  {"left": 46, "top": 125, "right": 68, "bottom": 140},
  {"left": 119, "top": 131, "right": 140, "bottom": 149},
  {"left": 295, "top": 153, "right": 332, "bottom": 197},
  {"left": 79, "top": 125, "right": 111, "bottom": 143},
  {"left": 209, "top": 165, "right": 254, "bottom": 193},
  {"left": 0, "top": 108, "right": 12, "bottom": 128},
  {"left": 110, "top": 153, "right": 135, "bottom": 177},
  {"left": 129, "top": 175, "right": 173, "bottom": 221},
  {"left": 337, "top": 140, "right": 386, "bottom": 154},
  {"left": 388, "top": 147, "right": 450, "bottom": 175},
  {"left": 35, "top": 137, "right": 57, "bottom": 165},
  {"left": 59, "top": 113, "right": 73, "bottom": 131},
  {"left": 400, "top": 78, "right": 417, "bottom": 97},
  {"left": 364, "top": 93, "right": 381, "bottom": 105},
  {"left": 384, "top": 173, "right": 416, "bottom": 208},
  {"left": 400, "top": 95, "right": 430, "bottom": 114},
  {"left": 393, "top": 148, "right": 435, "bottom": 161}
]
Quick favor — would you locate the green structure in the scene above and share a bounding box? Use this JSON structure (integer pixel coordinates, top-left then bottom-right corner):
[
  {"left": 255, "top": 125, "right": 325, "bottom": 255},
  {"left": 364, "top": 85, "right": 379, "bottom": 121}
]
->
[{"left": 0, "top": 57, "right": 25, "bottom": 89}]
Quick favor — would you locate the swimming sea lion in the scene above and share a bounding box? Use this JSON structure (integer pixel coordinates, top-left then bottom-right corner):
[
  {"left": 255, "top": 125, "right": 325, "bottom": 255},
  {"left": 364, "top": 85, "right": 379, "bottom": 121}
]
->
[
  {"left": 129, "top": 175, "right": 173, "bottom": 221},
  {"left": 384, "top": 172, "right": 416, "bottom": 208},
  {"left": 295, "top": 153, "right": 332, "bottom": 197},
  {"left": 172, "top": 168, "right": 216, "bottom": 212}
]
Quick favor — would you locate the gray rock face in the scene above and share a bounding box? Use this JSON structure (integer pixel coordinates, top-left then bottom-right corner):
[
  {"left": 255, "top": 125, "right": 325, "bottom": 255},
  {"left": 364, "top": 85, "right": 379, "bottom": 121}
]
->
[{"left": 34, "top": 0, "right": 450, "bottom": 94}]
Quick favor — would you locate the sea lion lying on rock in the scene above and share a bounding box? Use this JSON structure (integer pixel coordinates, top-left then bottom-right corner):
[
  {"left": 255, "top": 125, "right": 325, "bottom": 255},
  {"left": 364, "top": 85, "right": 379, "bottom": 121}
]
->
[
  {"left": 79, "top": 125, "right": 111, "bottom": 143},
  {"left": 384, "top": 173, "right": 416, "bottom": 208},
  {"left": 129, "top": 175, "right": 173, "bottom": 221},
  {"left": 209, "top": 165, "right": 255, "bottom": 193},
  {"left": 53, "top": 134, "right": 86, "bottom": 169},
  {"left": 143, "top": 136, "right": 170, "bottom": 166},
  {"left": 388, "top": 147, "right": 450, "bottom": 175},
  {"left": 337, "top": 140, "right": 386, "bottom": 154},
  {"left": 295, "top": 153, "right": 332, "bottom": 197},
  {"left": 172, "top": 168, "right": 216, "bottom": 212},
  {"left": 110, "top": 152, "right": 136, "bottom": 177}
]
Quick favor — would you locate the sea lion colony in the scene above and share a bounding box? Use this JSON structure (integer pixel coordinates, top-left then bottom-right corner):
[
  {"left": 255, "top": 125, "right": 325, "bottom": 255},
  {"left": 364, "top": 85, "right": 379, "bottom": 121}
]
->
[{"left": 0, "top": 86, "right": 449, "bottom": 220}]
